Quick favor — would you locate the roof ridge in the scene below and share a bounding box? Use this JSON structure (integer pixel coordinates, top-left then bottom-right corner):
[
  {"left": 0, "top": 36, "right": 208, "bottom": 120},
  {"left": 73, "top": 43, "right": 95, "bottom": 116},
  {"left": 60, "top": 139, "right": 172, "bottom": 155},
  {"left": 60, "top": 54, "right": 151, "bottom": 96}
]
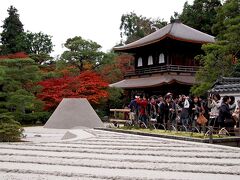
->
[{"left": 168, "top": 22, "right": 175, "bottom": 35}]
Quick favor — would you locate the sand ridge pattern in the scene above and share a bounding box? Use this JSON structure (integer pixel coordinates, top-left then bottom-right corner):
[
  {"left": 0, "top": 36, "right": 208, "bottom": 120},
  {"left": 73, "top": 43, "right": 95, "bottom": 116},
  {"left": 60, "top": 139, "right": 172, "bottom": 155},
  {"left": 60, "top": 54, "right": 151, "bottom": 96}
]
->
[{"left": 0, "top": 129, "right": 240, "bottom": 180}]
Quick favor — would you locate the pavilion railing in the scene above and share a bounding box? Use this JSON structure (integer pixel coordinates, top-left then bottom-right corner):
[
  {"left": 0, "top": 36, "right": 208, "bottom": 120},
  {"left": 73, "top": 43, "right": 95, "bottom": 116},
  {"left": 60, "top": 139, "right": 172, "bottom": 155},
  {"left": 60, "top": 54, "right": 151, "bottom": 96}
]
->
[{"left": 125, "top": 65, "right": 199, "bottom": 77}]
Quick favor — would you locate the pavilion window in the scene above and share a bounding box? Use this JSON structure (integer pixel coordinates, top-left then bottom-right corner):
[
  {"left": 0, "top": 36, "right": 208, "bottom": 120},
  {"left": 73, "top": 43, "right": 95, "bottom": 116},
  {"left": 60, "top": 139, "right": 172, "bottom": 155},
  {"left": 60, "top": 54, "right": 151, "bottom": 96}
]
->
[
  {"left": 159, "top": 53, "right": 165, "bottom": 64},
  {"left": 137, "top": 57, "right": 143, "bottom": 67},
  {"left": 148, "top": 55, "right": 153, "bottom": 65}
]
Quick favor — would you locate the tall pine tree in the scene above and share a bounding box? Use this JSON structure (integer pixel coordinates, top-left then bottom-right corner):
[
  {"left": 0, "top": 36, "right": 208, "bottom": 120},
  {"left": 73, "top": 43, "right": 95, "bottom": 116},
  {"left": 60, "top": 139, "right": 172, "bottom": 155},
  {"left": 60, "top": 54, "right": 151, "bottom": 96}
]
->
[{"left": 0, "top": 6, "right": 26, "bottom": 54}]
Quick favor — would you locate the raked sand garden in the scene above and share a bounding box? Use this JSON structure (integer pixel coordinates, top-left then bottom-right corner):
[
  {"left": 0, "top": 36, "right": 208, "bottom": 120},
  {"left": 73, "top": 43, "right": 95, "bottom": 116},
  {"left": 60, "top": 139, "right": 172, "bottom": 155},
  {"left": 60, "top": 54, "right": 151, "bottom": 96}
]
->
[{"left": 0, "top": 126, "right": 240, "bottom": 180}]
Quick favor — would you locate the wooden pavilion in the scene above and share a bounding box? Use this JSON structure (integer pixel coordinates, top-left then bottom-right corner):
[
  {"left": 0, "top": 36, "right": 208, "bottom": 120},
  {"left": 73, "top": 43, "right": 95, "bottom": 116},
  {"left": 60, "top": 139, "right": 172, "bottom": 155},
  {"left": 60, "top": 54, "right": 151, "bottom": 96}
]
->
[{"left": 110, "top": 20, "right": 215, "bottom": 97}]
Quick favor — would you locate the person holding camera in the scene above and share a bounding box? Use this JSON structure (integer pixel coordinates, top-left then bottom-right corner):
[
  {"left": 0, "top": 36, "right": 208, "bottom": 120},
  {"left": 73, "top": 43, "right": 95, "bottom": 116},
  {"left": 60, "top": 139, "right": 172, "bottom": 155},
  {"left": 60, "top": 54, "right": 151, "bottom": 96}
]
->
[{"left": 208, "top": 93, "right": 221, "bottom": 128}]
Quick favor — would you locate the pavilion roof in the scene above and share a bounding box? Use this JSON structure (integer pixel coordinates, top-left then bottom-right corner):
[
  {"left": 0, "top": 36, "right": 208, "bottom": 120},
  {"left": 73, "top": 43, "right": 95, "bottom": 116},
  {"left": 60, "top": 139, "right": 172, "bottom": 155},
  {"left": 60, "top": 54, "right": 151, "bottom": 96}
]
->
[
  {"left": 110, "top": 74, "right": 195, "bottom": 89},
  {"left": 114, "top": 21, "right": 215, "bottom": 51}
]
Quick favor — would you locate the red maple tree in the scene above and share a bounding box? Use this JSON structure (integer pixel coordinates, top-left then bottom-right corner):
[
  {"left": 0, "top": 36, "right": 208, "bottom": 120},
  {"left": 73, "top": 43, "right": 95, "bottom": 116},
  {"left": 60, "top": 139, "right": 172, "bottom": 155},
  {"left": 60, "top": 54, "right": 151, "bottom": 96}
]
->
[{"left": 38, "top": 71, "right": 109, "bottom": 110}]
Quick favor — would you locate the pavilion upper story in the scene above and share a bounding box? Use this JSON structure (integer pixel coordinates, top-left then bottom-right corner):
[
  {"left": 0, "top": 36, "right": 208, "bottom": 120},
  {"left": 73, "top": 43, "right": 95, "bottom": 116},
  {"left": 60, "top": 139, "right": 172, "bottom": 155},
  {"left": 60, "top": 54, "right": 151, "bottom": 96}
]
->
[{"left": 113, "top": 20, "right": 215, "bottom": 78}]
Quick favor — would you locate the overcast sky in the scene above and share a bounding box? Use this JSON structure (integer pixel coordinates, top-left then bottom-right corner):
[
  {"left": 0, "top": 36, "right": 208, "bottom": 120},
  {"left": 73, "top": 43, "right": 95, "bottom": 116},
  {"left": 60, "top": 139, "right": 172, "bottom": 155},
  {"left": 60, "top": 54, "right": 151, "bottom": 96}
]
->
[{"left": 0, "top": 0, "right": 193, "bottom": 57}]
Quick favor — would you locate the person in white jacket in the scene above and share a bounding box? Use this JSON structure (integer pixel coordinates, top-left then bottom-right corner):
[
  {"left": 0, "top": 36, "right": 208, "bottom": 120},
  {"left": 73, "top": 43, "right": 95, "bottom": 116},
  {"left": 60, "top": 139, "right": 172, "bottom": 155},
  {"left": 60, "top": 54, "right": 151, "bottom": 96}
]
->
[{"left": 208, "top": 93, "right": 221, "bottom": 127}]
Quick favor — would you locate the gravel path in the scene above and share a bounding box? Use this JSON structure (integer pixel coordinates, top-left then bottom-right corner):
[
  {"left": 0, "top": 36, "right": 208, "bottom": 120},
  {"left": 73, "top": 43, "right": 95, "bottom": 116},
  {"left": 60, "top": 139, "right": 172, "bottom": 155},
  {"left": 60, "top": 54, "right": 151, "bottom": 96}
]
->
[{"left": 0, "top": 128, "right": 240, "bottom": 180}]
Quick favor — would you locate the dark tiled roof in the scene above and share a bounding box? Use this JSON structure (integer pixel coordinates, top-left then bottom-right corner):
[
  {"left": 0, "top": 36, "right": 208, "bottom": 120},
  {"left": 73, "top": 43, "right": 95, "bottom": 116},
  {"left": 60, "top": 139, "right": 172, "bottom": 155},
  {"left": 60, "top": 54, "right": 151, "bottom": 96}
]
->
[
  {"left": 210, "top": 84, "right": 240, "bottom": 93},
  {"left": 210, "top": 77, "right": 240, "bottom": 93},
  {"left": 114, "top": 22, "right": 215, "bottom": 51},
  {"left": 215, "top": 77, "right": 240, "bottom": 85}
]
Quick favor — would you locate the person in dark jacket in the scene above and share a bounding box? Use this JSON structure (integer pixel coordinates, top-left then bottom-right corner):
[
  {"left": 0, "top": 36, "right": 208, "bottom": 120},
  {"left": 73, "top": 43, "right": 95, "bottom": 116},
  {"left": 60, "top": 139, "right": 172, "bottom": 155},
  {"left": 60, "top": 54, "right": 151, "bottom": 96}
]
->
[
  {"left": 218, "top": 96, "right": 231, "bottom": 129},
  {"left": 158, "top": 95, "right": 171, "bottom": 125},
  {"left": 128, "top": 96, "right": 139, "bottom": 124},
  {"left": 189, "top": 96, "right": 201, "bottom": 131},
  {"left": 148, "top": 96, "right": 158, "bottom": 120}
]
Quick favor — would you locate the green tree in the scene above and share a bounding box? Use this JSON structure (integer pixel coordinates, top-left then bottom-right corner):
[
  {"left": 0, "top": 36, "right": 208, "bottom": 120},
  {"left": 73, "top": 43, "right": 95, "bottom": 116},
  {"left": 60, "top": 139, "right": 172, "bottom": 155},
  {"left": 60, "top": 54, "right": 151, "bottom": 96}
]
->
[
  {"left": 0, "top": 57, "right": 45, "bottom": 124},
  {"left": 120, "top": 12, "right": 167, "bottom": 44},
  {"left": 191, "top": 44, "right": 234, "bottom": 95},
  {"left": 61, "top": 36, "right": 104, "bottom": 72},
  {"left": 178, "top": 0, "right": 222, "bottom": 35},
  {"left": 212, "top": 0, "right": 240, "bottom": 55},
  {"left": 96, "top": 52, "right": 122, "bottom": 83},
  {"left": 24, "top": 31, "right": 54, "bottom": 64},
  {"left": 95, "top": 87, "right": 124, "bottom": 119},
  {"left": 191, "top": 0, "right": 240, "bottom": 95},
  {"left": 0, "top": 6, "right": 26, "bottom": 54},
  {"left": 7, "top": 89, "right": 42, "bottom": 114}
]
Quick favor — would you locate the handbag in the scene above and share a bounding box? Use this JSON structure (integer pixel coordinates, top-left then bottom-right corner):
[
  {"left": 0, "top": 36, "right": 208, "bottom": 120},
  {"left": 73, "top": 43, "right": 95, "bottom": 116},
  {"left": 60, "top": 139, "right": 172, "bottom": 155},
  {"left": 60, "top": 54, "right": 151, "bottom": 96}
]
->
[
  {"left": 197, "top": 114, "right": 208, "bottom": 125},
  {"left": 232, "top": 112, "right": 239, "bottom": 122}
]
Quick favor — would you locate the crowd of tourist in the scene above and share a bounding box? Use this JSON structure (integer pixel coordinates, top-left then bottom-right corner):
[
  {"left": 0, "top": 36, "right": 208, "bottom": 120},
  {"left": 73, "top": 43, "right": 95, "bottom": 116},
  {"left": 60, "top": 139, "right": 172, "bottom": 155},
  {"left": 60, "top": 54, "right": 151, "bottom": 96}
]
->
[{"left": 128, "top": 92, "right": 240, "bottom": 135}]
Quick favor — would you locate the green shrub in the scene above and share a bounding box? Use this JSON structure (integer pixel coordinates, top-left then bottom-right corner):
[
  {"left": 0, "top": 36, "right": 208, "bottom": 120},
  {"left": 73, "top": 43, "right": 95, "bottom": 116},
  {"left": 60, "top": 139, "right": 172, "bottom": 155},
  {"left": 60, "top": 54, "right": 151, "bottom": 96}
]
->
[
  {"left": 94, "top": 108, "right": 106, "bottom": 119},
  {"left": 108, "top": 87, "right": 124, "bottom": 109},
  {"left": 0, "top": 114, "right": 23, "bottom": 142}
]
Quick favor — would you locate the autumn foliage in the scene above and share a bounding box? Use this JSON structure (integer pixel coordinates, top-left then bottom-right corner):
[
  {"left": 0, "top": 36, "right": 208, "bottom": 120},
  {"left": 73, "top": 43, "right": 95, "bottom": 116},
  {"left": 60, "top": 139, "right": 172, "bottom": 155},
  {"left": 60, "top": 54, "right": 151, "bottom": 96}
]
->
[
  {"left": 37, "top": 71, "right": 109, "bottom": 110},
  {"left": 0, "top": 52, "right": 29, "bottom": 59},
  {"left": 99, "top": 54, "right": 134, "bottom": 83},
  {"left": 116, "top": 54, "right": 134, "bottom": 73}
]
